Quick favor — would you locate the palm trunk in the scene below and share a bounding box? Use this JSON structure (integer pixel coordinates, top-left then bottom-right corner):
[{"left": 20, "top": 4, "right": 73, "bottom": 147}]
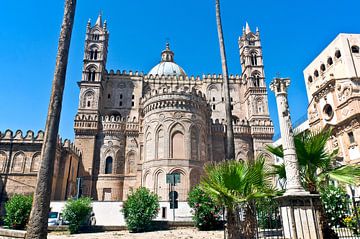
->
[
  {"left": 226, "top": 207, "right": 241, "bottom": 239},
  {"left": 241, "top": 203, "right": 257, "bottom": 239},
  {"left": 215, "top": 0, "right": 235, "bottom": 160},
  {"left": 26, "top": 0, "right": 76, "bottom": 238}
]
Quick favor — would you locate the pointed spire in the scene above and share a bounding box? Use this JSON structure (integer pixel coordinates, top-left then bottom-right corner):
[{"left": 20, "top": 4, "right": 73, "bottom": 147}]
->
[
  {"left": 95, "top": 13, "right": 102, "bottom": 27},
  {"left": 245, "top": 22, "right": 251, "bottom": 34}
]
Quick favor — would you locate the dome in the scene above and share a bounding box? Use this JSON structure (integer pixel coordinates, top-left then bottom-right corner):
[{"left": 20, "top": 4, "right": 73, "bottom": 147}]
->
[{"left": 148, "top": 43, "right": 186, "bottom": 77}]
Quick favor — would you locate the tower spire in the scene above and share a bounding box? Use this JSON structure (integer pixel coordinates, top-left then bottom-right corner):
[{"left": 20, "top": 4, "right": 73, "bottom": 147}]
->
[
  {"left": 95, "top": 12, "right": 102, "bottom": 27},
  {"left": 245, "top": 21, "right": 251, "bottom": 34}
]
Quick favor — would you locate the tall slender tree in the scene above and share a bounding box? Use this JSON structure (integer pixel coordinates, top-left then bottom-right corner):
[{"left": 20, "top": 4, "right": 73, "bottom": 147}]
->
[
  {"left": 26, "top": 1, "right": 77, "bottom": 238},
  {"left": 215, "top": 0, "right": 235, "bottom": 160}
]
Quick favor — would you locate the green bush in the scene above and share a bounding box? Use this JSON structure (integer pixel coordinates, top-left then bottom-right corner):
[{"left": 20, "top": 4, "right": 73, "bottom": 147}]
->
[
  {"left": 320, "top": 185, "right": 350, "bottom": 227},
  {"left": 256, "top": 198, "right": 281, "bottom": 229},
  {"left": 188, "top": 186, "right": 222, "bottom": 230},
  {"left": 4, "top": 194, "right": 33, "bottom": 230},
  {"left": 62, "top": 197, "right": 92, "bottom": 234},
  {"left": 122, "top": 187, "right": 159, "bottom": 232}
]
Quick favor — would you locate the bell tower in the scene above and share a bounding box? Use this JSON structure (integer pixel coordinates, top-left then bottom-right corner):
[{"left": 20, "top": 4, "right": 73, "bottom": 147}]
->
[
  {"left": 239, "top": 22, "right": 274, "bottom": 158},
  {"left": 74, "top": 14, "right": 109, "bottom": 198}
]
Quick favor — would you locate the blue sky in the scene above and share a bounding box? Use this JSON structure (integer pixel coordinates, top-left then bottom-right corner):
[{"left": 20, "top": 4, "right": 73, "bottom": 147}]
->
[{"left": 0, "top": 0, "right": 359, "bottom": 140}]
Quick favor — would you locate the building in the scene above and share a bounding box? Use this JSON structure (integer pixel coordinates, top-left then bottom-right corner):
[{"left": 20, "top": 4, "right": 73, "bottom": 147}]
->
[
  {"left": 304, "top": 33, "right": 360, "bottom": 163},
  {"left": 74, "top": 16, "right": 274, "bottom": 202},
  {"left": 0, "top": 129, "right": 81, "bottom": 207}
]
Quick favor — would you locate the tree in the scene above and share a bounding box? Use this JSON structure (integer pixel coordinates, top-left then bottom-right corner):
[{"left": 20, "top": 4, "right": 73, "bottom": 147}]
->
[
  {"left": 4, "top": 194, "right": 33, "bottom": 230},
  {"left": 267, "top": 129, "right": 360, "bottom": 193},
  {"left": 200, "top": 157, "right": 277, "bottom": 239},
  {"left": 62, "top": 197, "right": 93, "bottom": 234},
  {"left": 267, "top": 129, "right": 360, "bottom": 239},
  {"left": 26, "top": 1, "right": 77, "bottom": 238},
  {"left": 122, "top": 187, "right": 160, "bottom": 232},
  {"left": 215, "top": 0, "right": 235, "bottom": 160}
]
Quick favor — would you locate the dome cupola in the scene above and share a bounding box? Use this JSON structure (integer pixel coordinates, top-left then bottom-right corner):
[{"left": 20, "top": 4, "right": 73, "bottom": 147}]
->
[{"left": 148, "top": 43, "right": 186, "bottom": 77}]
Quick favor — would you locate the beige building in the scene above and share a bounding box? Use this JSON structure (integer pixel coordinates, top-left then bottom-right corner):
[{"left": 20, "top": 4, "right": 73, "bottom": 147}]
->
[
  {"left": 0, "top": 129, "right": 81, "bottom": 207},
  {"left": 304, "top": 33, "right": 360, "bottom": 163},
  {"left": 74, "top": 17, "right": 274, "bottom": 202}
]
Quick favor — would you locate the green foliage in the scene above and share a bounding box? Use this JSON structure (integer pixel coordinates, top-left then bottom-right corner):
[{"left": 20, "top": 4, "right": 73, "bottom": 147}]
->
[
  {"left": 188, "top": 186, "right": 222, "bottom": 230},
  {"left": 62, "top": 197, "right": 92, "bottom": 234},
  {"left": 200, "top": 156, "right": 277, "bottom": 209},
  {"left": 267, "top": 129, "right": 360, "bottom": 193},
  {"left": 343, "top": 207, "right": 360, "bottom": 235},
  {"left": 320, "top": 185, "right": 350, "bottom": 227},
  {"left": 4, "top": 194, "right": 33, "bottom": 230},
  {"left": 256, "top": 198, "right": 281, "bottom": 229},
  {"left": 122, "top": 187, "right": 160, "bottom": 232}
]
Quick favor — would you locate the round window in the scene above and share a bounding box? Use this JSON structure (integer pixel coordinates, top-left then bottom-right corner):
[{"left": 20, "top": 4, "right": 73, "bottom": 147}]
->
[{"left": 323, "top": 104, "right": 334, "bottom": 120}]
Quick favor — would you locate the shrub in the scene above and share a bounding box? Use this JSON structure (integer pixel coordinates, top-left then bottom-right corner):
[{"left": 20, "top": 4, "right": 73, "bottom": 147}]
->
[
  {"left": 320, "top": 185, "right": 350, "bottom": 227},
  {"left": 122, "top": 187, "right": 159, "bottom": 232},
  {"left": 4, "top": 194, "right": 33, "bottom": 230},
  {"left": 188, "top": 186, "right": 222, "bottom": 230},
  {"left": 256, "top": 198, "right": 281, "bottom": 229},
  {"left": 62, "top": 197, "right": 92, "bottom": 234}
]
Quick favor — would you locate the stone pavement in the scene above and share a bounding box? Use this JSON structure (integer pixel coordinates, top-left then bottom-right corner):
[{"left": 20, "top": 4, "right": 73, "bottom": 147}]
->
[{"left": 48, "top": 228, "right": 224, "bottom": 239}]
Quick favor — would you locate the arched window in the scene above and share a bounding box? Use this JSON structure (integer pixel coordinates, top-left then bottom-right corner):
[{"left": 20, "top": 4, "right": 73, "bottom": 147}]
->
[
  {"left": 327, "top": 57, "right": 333, "bottom": 66},
  {"left": 335, "top": 50, "right": 341, "bottom": 59},
  {"left": 252, "top": 75, "right": 260, "bottom": 87},
  {"left": 308, "top": 76, "right": 313, "bottom": 83},
  {"left": 314, "top": 70, "right": 319, "bottom": 78},
  {"left": 94, "top": 49, "right": 98, "bottom": 60},
  {"left": 89, "top": 50, "right": 94, "bottom": 60},
  {"left": 352, "top": 45, "right": 359, "bottom": 53},
  {"left": 171, "top": 132, "right": 185, "bottom": 159},
  {"left": 105, "top": 157, "right": 113, "bottom": 174},
  {"left": 87, "top": 69, "right": 96, "bottom": 81},
  {"left": 320, "top": 64, "right": 326, "bottom": 72},
  {"left": 83, "top": 91, "right": 94, "bottom": 108},
  {"left": 250, "top": 52, "right": 258, "bottom": 66}
]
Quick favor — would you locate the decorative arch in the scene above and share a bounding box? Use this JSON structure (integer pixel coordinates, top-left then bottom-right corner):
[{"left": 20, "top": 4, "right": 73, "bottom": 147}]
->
[
  {"left": 145, "top": 132, "right": 153, "bottom": 161},
  {"left": 190, "top": 126, "right": 200, "bottom": 160},
  {"left": 12, "top": 152, "right": 25, "bottom": 172},
  {"left": 251, "top": 71, "right": 261, "bottom": 87},
  {"left": 154, "top": 168, "right": 167, "bottom": 200},
  {"left": 86, "top": 65, "right": 98, "bottom": 81},
  {"left": 126, "top": 151, "right": 136, "bottom": 174},
  {"left": 155, "top": 125, "right": 165, "bottom": 159},
  {"left": 169, "top": 123, "right": 185, "bottom": 159},
  {"left": 0, "top": 151, "right": 7, "bottom": 172},
  {"left": 143, "top": 170, "right": 152, "bottom": 190},
  {"left": 250, "top": 51, "right": 258, "bottom": 66},
  {"left": 169, "top": 168, "right": 188, "bottom": 201},
  {"left": 82, "top": 90, "right": 95, "bottom": 108},
  {"left": 30, "top": 152, "right": 41, "bottom": 172}
]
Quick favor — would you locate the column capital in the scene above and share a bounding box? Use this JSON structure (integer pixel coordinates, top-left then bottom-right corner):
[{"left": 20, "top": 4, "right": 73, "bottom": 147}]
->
[{"left": 270, "top": 77, "right": 291, "bottom": 95}]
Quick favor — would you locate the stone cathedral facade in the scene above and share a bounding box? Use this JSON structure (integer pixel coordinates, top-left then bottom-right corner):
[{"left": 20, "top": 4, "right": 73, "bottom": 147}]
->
[{"left": 74, "top": 16, "right": 274, "bottom": 201}]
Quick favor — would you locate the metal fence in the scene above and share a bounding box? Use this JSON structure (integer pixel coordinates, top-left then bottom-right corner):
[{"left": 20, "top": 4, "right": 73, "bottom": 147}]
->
[{"left": 231, "top": 197, "right": 360, "bottom": 239}]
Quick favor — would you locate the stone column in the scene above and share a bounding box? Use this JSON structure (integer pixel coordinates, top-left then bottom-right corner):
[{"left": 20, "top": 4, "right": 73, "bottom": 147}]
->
[
  {"left": 269, "top": 77, "right": 306, "bottom": 195},
  {"left": 270, "top": 77, "right": 325, "bottom": 239}
]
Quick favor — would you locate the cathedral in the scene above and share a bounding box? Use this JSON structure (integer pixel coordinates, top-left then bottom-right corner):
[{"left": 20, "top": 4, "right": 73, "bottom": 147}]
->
[{"left": 74, "top": 15, "right": 274, "bottom": 201}]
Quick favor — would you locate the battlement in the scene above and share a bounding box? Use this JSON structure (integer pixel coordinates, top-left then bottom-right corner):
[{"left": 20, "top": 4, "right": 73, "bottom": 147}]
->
[
  {"left": 101, "top": 115, "right": 140, "bottom": 134},
  {"left": 211, "top": 120, "right": 251, "bottom": 135},
  {"left": 0, "top": 129, "right": 81, "bottom": 157},
  {"left": 142, "top": 85, "right": 207, "bottom": 103},
  {"left": 0, "top": 129, "right": 44, "bottom": 142},
  {"left": 107, "top": 69, "right": 144, "bottom": 77},
  {"left": 105, "top": 70, "right": 243, "bottom": 84}
]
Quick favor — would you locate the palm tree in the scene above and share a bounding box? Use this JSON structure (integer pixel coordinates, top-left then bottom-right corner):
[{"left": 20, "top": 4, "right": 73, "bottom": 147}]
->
[
  {"left": 215, "top": 0, "right": 235, "bottom": 160},
  {"left": 267, "top": 129, "right": 360, "bottom": 239},
  {"left": 267, "top": 129, "right": 360, "bottom": 193},
  {"left": 201, "top": 157, "right": 277, "bottom": 239},
  {"left": 26, "top": 1, "right": 77, "bottom": 238}
]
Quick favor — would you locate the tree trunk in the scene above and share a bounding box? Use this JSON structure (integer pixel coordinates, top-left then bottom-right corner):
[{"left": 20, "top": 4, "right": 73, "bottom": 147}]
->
[
  {"left": 226, "top": 207, "right": 241, "bottom": 239},
  {"left": 26, "top": 0, "right": 76, "bottom": 238},
  {"left": 241, "top": 203, "right": 257, "bottom": 239},
  {"left": 215, "top": 0, "right": 235, "bottom": 160}
]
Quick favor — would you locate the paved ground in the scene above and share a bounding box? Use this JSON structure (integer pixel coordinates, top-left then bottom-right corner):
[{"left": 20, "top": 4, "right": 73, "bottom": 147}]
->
[{"left": 48, "top": 228, "right": 224, "bottom": 239}]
